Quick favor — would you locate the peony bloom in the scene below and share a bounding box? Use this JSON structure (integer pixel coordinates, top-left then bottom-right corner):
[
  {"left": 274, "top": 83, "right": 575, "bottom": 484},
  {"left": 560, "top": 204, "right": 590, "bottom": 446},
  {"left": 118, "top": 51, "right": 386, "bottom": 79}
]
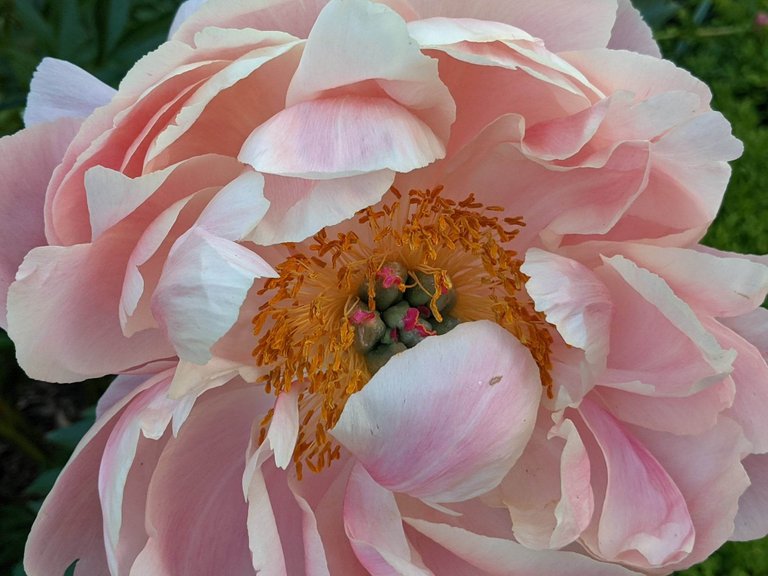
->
[{"left": 1, "top": 0, "right": 767, "bottom": 574}]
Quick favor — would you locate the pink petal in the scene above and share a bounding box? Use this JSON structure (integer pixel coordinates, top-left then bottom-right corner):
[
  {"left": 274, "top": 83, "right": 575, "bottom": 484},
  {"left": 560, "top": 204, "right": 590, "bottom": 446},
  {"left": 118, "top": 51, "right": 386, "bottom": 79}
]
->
[
  {"left": 600, "top": 255, "right": 735, "bottom": 397},
  {"left": 24, "top": 58, "right": 116, "bottom": 126},
  {"left": 287, "top": 0, "right": 454, "bottom": 142},
  {"left": 578, "top": 398, "right": 695, "bottom": 568},
  {"left": 131, "top": 384, "right": 261, "bottom": 576},
  {"left": 404, "top": 518, "right": 644, "bottom": 575},
  {"left": 723, "top": 307, "right": 768, "bottom": 357},
  {"left": 247, "top": 171, "right": 394, "bottom": 245},
  {"left": 24, "top": 369, "right": 169, "bottom": 576},
  {"left": 596, "top": 377, "right": 734, "bottom": 436},
  {"left": 607, "top": 0, "right": 662, "bottom": 57},
  {"left": 733, "top": 454, "right": 768, "bottom": 541},
  {"left": 152, "top": 228, "right": 277, "bottom": 363},
  {"left": 240, "top": 95, "right": 445, "bottom": 178},
  {"left": 0, "top": 118, "right": 80, "bottom": 328},
  {"left": 406, "top": 0, "right": 620, "bottom": 52},
  {"left": 168, "top": 0, "right": 207, "bottom": 39},
  {"left": 706, "top": 318, "right": 768, "bottom": 453},
  {"left": 287, "top": 457, "right": 366, "bottom": 575},
  {"left": 7, "top": 241, "right": 174, "bottom": 382},
  {"left": 98, "top": 374, "right": 176, "bottom": 575},
  {"left": 522, "top": 248, "right": 612, "bottom": 372},
  {"left": 501, "top": 414, "right": 594, "bottom": 549},
  {"left": 146, "top": 37, "right": 302, "bottom": 170},
  {"left": 344, "top": 463, "right": 433, "bottom": 575},
  {"left": 607, "top": 244, "right": 768, "bottom": 318},
  {"left": 332, "top": 320, "right": 542, "bottom": 503},
  {"left": 626, "top": 418, "right": 750, "bottom": 571}
]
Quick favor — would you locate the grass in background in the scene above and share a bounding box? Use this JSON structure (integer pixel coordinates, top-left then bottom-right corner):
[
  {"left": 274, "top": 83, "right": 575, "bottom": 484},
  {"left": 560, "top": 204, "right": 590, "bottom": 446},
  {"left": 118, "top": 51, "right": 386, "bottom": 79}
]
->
[{"left": 0, "top": 0, "right": 766, "bottom": 574}]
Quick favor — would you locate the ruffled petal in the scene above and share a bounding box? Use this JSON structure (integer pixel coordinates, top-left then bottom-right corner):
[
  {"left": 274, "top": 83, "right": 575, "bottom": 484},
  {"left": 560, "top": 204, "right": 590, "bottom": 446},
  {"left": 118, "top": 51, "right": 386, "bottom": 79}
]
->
[
  {"left": 333, "top": 320, "right": 541, "bottom": 503},
  {"left": 626, "top": 418, "right": 750, "bottom": 571},
  {"left": 24, "top": 369, "right": 168, "bottom": 576},
  {"left": 24, "top": 58, "right": 116, "bottom": 126},
  {"left": 7, "top": 241, "right": 174, "bottom": 382},
  {"left": 0, "top": 118, "right": 80, "bottom": 328}
]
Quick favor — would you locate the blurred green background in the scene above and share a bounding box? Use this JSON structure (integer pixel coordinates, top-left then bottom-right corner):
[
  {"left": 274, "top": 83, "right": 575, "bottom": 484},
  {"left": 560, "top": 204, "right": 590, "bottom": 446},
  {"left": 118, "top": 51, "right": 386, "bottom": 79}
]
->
[{"left": 0, "top": 0, "right": 766, "bottom": 574}]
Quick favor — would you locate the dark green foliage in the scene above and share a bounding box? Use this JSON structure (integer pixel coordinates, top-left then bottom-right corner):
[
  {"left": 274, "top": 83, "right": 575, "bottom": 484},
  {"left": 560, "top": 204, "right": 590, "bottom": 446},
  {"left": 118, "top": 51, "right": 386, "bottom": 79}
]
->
[{"left": 0, "top": 0, "right": 767, "bottom": 574}]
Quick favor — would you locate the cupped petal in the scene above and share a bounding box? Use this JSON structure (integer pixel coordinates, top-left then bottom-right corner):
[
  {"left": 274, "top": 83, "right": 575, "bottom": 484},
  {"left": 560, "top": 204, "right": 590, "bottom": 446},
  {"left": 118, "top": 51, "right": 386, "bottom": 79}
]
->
[
  {"left": 607, "top": 0, "right": 661, "bottom": 57},
  {"left": 733, "top": 454, "right": 768, "bottom": 541},
  {"left": 522, "top": 248, "right": 612, "bottom": 373},
  {"left": 130, "top": 383, "right": 263, "bottom": 576},
  {"left": 240, "top": 95, "right": 445, "bottom": 178},
  {"left": 287, "top": 0, "right": 454, "bottom": 142},
  {"left": 404, "top": 518, "right": 643, "bottom": 576},
  {"left": 246, "top": 171, "right": 393, "bottom": 245},
  {"left": 723, "top": 307, "right": 768, "bottom": 357},
  {"left": 24, "top": 58, "right": 116, "bottom": 126},
  {"left": 578, "top": 398, "right": 695, "bottom": 568},
  {"left": 0, "top": 117, "right": 80, "bottom": 328},
  {"left": 152, "top": 228, "right": 277, "bottom": 364},
  {"left": 332, "top": 320, "right": 542, "bottom": 503},
  {"left": 344, "top": 463, "right": 433, "bottom": 575}
]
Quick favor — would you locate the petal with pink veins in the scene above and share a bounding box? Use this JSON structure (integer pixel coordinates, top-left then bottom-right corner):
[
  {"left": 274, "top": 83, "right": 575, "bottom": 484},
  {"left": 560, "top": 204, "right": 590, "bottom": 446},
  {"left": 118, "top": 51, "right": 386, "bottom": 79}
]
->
[
  {"left": 578, "top": 398, "right": 695, "bottom": 568},
  {"left": 344, "top": 463, "right": 433, "bottom": 575},
  {"left": 0, "top": 117, "right": 80, "bottom": 328},
  {"left": 332, "top": 320, "right": 541, "bottom": 503},
  {"left": 24, "top": 58, "right": 116, "bottom": 126}
]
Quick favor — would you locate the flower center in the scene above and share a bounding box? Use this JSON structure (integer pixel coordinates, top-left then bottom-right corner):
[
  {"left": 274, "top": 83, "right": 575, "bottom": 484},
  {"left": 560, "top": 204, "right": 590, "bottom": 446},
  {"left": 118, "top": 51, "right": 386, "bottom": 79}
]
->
[{"left": 252, "top": 187, "right": 553, "bottom": 479}]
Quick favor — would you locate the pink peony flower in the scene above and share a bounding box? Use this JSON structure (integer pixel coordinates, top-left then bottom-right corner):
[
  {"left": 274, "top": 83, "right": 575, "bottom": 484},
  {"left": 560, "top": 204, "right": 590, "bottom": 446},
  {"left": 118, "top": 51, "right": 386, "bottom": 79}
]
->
[{"left": 1, "top": 0, "right": 767, "bottom": 574}]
